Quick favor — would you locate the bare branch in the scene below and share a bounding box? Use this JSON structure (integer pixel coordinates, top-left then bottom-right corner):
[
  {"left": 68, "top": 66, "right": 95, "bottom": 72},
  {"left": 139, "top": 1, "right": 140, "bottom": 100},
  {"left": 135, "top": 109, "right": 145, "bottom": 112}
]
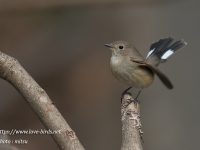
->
[
  {"left": 121, "top": 93, "right": 143, "bottom": 150},
  {"left": 0, "top": 51, "right": 85, "bottom": 150}
]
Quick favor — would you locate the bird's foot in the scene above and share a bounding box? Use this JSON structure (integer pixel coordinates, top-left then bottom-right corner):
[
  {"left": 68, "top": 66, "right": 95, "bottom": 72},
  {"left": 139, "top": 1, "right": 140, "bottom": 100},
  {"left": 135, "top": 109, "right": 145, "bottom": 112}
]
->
[{"left": 121, "top": 87, "right": 142, "bottom": 103}]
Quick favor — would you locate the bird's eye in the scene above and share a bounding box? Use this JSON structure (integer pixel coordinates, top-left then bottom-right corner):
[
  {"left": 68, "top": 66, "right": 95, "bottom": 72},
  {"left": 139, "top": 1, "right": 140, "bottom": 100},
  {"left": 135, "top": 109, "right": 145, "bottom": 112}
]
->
[{"left": 119, "top": 45, "right": 124, "bottom": 49}]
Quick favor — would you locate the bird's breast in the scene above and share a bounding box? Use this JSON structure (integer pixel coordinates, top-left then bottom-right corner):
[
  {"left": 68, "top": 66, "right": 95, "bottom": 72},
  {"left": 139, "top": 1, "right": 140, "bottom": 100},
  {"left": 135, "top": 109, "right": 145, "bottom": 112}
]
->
[
  {"left": 110, "top": 56, "right": 154, "bottom": 88},
  {"left": 110, "top": 55, "right": 122, "bottom": 66}
]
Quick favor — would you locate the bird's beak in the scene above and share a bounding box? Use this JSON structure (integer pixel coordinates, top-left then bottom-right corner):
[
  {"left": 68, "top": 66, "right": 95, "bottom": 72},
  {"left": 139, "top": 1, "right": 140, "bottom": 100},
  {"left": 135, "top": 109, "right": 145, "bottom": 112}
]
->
[{"left": 104, "top": 44, "right": 113, "bottom": 48}]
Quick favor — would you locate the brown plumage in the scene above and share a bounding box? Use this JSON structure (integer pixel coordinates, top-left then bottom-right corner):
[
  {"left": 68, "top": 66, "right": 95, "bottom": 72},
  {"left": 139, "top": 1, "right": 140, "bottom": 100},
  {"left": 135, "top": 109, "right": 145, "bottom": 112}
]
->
[{"left": 105, "top": 38, "right": 187, "bottom": 89}]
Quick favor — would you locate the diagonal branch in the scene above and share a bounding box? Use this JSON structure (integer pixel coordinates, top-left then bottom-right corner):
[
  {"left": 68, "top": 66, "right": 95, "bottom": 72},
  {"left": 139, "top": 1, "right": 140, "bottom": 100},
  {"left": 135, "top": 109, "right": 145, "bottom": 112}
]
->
[
  {"left": 0, "top": 51, "right": 85, "bottom": 150},
  {"left": 121, "top": 93, "right": 143, "bottom": 150}
]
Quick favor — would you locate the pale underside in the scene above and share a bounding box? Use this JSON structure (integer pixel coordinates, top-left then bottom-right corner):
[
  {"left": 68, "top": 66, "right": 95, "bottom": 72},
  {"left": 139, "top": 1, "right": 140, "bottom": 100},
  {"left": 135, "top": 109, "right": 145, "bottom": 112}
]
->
[{"left": 110, "top": 55, "right": 154, "bottom": 88}]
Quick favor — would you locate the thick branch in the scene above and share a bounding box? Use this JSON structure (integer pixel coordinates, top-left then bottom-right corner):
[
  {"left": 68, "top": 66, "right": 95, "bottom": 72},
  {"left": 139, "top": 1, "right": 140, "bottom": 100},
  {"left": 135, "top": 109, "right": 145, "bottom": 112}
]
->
[
  {"left": 0, "top": 51, "right": 85, "bottom": 150},
  {"left": 121, "top": 93, "right": 143, "bottom": 150}
]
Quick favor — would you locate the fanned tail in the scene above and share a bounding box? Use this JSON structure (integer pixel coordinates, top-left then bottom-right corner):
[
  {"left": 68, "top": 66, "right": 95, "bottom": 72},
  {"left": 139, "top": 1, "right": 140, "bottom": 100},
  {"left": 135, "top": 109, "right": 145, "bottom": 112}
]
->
[{"left": 146, "top": 37, "right": 187, "bottom": 66}]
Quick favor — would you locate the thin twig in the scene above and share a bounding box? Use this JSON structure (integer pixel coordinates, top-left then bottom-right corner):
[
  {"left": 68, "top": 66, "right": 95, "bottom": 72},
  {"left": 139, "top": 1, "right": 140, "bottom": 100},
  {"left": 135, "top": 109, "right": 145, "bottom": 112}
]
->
[
  {"left": 0, "top": 51, "right": 85, "bottom": 150},
  {"left": 121, "top": 93, "right": 143, "bottom": 150}
]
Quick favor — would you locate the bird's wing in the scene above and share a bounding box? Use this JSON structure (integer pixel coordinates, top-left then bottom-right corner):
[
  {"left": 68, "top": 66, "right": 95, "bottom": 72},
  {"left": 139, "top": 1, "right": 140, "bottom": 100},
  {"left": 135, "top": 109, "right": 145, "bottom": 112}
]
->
[{"left": 130, "top": 57, "right": 173, "bottom": 89}]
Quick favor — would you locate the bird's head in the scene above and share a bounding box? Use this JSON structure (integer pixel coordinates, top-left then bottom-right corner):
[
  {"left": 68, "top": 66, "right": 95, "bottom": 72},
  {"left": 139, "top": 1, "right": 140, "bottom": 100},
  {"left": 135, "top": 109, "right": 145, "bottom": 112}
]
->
[{"left": 104, "top": 41, "right": 131, "bottom": 56}]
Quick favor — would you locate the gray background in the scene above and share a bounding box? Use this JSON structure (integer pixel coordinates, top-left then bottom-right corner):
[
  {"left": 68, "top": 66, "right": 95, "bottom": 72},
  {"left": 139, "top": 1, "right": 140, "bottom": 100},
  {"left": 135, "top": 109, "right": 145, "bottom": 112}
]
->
[{"left": 0, "top": 0, "right": 199, "bottom": 149}]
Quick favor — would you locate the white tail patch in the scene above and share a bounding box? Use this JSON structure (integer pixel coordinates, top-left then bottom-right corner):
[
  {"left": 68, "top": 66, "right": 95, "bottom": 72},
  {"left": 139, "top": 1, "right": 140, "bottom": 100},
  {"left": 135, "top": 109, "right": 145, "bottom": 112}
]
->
[
  {"left": 146, "top": 48, "right": 155, "bottom": 58},
  {"left": 161, "top": 49, "right": 174, "bottom": 60}
]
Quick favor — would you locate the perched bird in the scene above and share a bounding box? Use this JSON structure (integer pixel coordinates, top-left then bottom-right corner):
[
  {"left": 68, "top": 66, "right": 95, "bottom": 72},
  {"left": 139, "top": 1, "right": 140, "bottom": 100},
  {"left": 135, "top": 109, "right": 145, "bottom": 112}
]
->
[{"left": 105, "top": 37, "right": 187, "bottom": 98}]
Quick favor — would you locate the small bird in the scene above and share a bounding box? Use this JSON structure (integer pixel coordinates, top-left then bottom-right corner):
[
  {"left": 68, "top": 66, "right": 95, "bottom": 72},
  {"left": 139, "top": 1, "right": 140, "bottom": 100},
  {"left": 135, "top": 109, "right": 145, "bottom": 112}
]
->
[{"left": 105, "top": 37, "right": 187, "bottom": 98}]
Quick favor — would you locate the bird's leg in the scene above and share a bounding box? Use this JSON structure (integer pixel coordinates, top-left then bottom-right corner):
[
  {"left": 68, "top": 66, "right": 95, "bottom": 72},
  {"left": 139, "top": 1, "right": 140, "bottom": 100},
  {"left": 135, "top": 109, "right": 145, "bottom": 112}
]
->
[
  {"left": 135, "top": 89, "right": 142, "bottom": 101},
  {"left": 122, "top": 86, "right": 132, "bottom": 96},
  {"left": 121, "top": 87, "right": 132, "bottom": 102},
  {"left": 121, "top": 87, "right": 142, "bottom": 103}
]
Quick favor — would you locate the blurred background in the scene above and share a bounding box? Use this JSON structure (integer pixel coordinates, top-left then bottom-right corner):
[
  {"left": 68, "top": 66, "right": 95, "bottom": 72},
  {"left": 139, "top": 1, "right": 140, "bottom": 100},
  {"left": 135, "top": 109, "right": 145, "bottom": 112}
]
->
[{"left": 0, "top": 0, "right": 199, "bottom": 150}]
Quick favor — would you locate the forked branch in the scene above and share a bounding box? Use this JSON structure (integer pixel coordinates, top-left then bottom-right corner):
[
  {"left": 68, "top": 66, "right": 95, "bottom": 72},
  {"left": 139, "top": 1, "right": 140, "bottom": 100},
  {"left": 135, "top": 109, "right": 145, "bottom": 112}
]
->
[{"left": 0, "top": 51, "right": 144, "bottom": 150}]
